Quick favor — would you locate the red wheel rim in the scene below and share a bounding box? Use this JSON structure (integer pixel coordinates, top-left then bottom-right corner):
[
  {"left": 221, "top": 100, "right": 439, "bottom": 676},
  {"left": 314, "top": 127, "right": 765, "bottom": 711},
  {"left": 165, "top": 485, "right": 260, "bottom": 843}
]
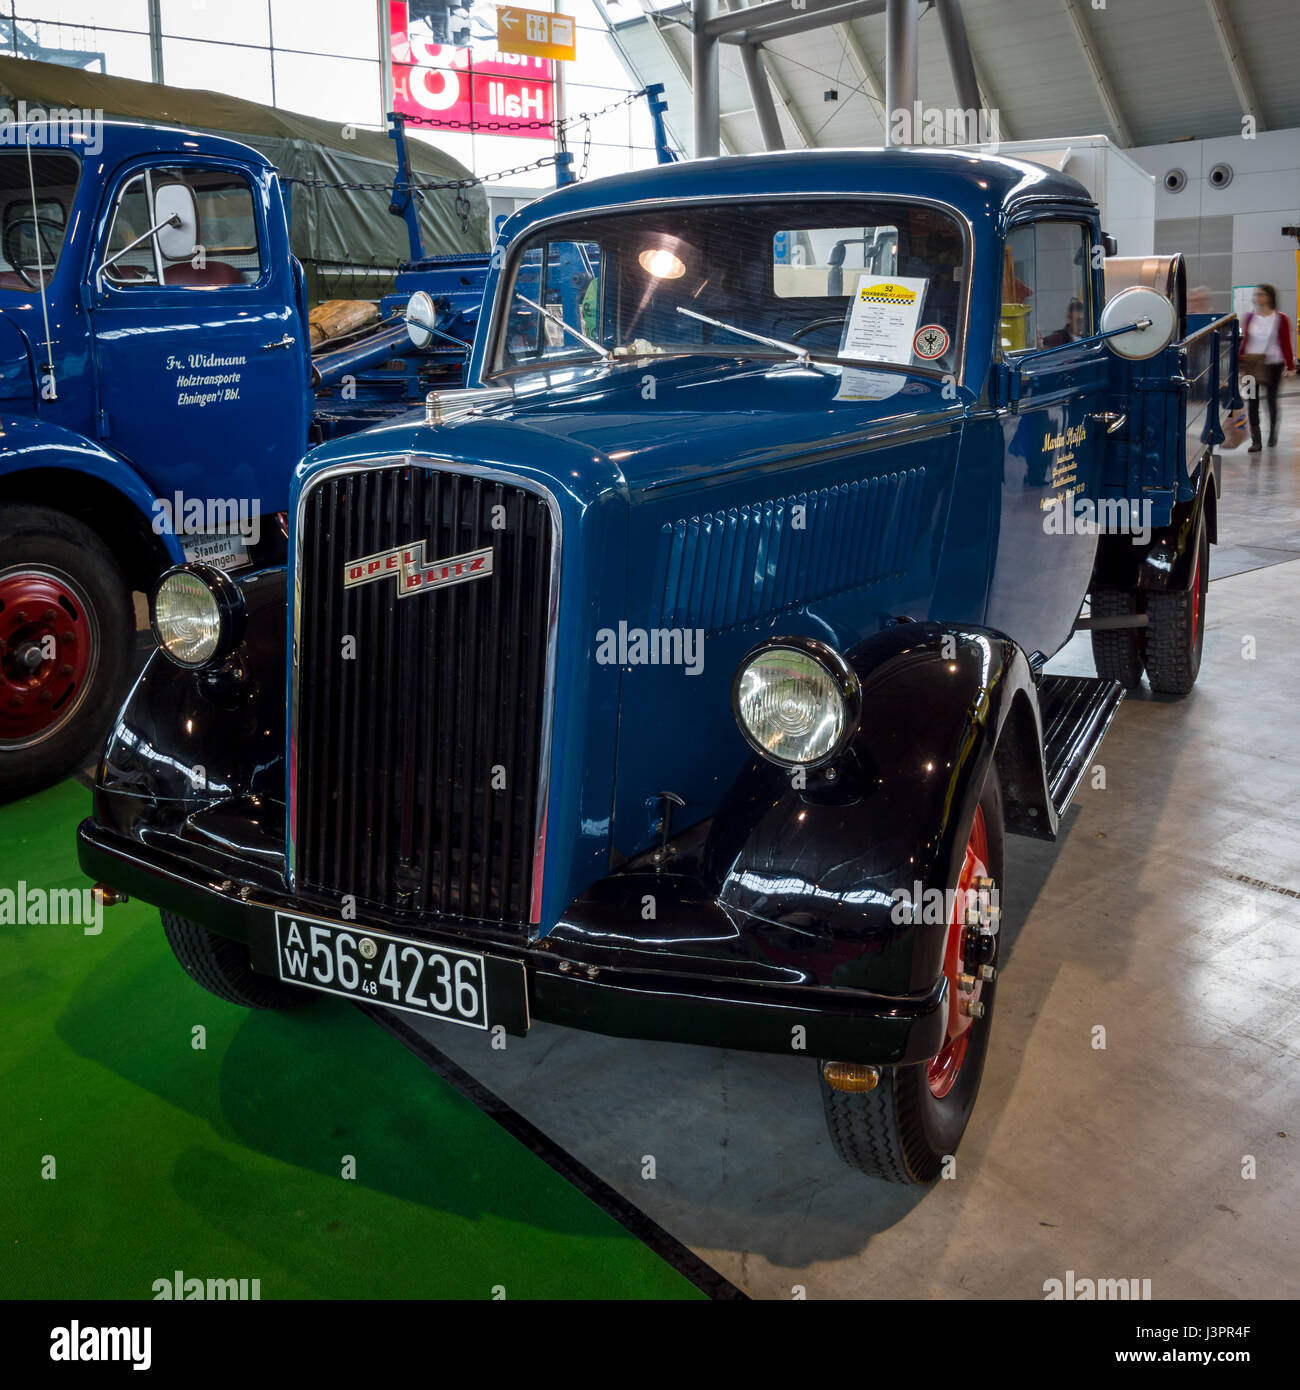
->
[
  {"left": 928, "top": 804, "right": 990, "bottom": 1100},
  {"left": 0, "top": 567, "right": 98, "bottom": 748}
]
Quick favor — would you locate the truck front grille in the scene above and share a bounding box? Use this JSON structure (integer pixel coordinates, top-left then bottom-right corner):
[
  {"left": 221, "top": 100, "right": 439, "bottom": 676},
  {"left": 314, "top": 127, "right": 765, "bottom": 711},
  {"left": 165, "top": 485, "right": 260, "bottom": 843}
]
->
[{"left": 291, "top": 462, "right": 556, "bottom": 928}]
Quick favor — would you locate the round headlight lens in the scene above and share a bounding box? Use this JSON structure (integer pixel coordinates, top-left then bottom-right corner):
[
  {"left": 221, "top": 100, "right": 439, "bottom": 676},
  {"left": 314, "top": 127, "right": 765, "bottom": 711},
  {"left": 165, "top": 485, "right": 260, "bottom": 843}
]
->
[
  {"left": 152, "top": 569, "right": 224, "bottom": 667},
  {"left": 733, "top": 640, "right": 858, "bottom": 765}
]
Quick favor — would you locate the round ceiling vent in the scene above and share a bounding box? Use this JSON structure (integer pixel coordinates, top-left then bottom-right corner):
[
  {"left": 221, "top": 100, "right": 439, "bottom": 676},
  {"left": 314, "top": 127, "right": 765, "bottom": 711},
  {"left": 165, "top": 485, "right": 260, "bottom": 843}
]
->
[
  {"left": 1208, "top": 162, "right": 1233, "bottom": 189},
  {"left": 1163, "top": 167, "right": 1187, "bottom": 193}
]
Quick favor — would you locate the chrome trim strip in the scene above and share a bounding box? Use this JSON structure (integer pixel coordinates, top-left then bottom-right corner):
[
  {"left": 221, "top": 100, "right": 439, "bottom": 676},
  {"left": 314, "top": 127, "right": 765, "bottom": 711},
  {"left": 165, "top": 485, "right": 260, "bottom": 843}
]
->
[
  {"left": 288, "top": 453, "right": 563, "bottom": 931},
  {"left": 481, "top": 190, "right": 977, "bottom": 389}
]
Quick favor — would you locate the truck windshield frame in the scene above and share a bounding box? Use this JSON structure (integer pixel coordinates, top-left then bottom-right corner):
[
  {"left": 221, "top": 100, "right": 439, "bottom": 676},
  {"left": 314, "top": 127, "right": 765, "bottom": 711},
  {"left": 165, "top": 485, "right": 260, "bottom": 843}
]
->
[
  {"left": 0, "top": 150, "right": 82, "bottom": 289},
  {"left": 488, "top": 193, "right": 973, "bottom": 384}
]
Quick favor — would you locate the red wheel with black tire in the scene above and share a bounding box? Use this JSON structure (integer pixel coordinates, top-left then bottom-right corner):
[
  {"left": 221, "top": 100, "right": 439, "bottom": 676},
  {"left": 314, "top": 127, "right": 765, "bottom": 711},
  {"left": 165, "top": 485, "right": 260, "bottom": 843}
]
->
[
  {"left": 1143, "top": 516, "right": 1208, "bottom": 696},
  {"left": 0, "top": 504, "right": 134, "bottom": 800},
  {"left": 820, "top": 766, "right": 1004, "bottom": 1183}
]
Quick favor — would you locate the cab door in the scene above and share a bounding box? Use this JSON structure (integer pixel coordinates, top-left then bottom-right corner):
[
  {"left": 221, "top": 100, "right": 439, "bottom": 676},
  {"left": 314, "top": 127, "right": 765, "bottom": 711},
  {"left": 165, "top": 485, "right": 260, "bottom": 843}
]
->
[
  {"left": 983, "top": 215, "right": 1109, "bottom": 657},
  {"left": 88, "top": 159, "right": 308, "bottom": 549}
]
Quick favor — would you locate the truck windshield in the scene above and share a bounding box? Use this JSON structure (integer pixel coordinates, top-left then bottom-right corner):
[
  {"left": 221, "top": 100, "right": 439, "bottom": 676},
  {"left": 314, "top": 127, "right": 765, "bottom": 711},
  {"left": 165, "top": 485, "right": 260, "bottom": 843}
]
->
[
  {"left": 0, "top": 151, "right": 80, "bottom": 289},
  {"left": 494, "top": 198, "right": 966, "bottom": 377}
]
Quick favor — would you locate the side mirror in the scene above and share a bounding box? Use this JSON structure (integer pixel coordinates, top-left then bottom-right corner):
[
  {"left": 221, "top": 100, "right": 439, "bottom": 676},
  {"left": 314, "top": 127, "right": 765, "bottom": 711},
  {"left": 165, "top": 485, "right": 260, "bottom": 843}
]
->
[
  {"left": 1102, "top": 231, "right": 1118, "bottom": 257},
  {"left": 405, "top": 290, "right": 437, "bottom": 348},
  {"left": 153, "top": 183, "right": 199, "bottom": 262},
  {"left": 1100, "top": 285, "right": 1177, "bottom": 361}
]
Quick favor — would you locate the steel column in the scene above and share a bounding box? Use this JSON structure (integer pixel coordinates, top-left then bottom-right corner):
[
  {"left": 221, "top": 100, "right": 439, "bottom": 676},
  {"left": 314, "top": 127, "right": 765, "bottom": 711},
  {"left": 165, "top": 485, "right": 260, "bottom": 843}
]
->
[
  {"left": 693, "top": 0, "right": 721, "bottom": 158},
  {"left": 884, "top": 0, "right": 918, "bottom": 146},
  {"left": 935, "top": 0, "right": 981, "bottom": 114},
  {"left": 739, "top": 43, "right": 785, "bottom": 150}
]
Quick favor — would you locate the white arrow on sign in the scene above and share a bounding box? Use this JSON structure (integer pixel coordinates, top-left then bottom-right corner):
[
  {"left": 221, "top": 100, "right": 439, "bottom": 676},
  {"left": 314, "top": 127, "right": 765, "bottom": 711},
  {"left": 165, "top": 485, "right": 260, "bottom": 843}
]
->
[{"left": 500, "top": 11, "right": 518, "bottom": 27}]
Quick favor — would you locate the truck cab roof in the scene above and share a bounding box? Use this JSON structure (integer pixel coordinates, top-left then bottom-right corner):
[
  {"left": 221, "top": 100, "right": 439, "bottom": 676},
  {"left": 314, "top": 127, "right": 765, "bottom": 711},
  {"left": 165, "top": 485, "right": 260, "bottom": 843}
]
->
[
  {"left": 504, "top": 146, "right": 1095, "bottom": 242},
  {"left": 2, "top": 116, "right": 272, "bottom": 167}
]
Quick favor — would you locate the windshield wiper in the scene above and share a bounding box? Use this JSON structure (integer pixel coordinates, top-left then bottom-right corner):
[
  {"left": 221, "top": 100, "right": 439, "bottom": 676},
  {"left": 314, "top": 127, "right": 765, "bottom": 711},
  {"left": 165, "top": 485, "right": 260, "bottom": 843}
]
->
[
  {"left": 675, "top": 306, "right": 829, "bottom": 373},
  {"left": 514, "top": 292, "right": 613, "bottom": 365}
]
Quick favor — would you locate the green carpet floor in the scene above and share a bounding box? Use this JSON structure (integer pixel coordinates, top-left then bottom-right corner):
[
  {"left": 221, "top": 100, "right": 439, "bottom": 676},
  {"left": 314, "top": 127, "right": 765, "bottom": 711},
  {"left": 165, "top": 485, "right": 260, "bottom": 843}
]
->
[{"left": 0, "top": 780, "right": 704, "bottom": 1300}]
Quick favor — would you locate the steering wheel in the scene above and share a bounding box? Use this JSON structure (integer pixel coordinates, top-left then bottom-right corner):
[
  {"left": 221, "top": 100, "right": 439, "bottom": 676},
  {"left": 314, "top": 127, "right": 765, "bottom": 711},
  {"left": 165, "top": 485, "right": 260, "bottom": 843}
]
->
[
  {"left": 3, "top": 214, "right": 60, "bottom": 290},
  {"left": 790, "top": 314, "right": 847, "bottom": 343}
]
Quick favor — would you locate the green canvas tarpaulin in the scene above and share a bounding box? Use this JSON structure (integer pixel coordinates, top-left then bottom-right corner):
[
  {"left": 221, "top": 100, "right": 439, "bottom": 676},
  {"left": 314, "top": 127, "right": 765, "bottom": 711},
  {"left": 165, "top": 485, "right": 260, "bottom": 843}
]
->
[{"left": 0, "top": 54, "right": 490, "bottom": 270}]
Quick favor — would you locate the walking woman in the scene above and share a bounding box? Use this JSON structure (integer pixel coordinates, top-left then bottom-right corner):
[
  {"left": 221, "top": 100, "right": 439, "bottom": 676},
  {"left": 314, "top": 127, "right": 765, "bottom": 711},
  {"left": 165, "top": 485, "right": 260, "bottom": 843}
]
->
[{"left": 1241, "top": 283, "right": 1295, "bottom": 452}]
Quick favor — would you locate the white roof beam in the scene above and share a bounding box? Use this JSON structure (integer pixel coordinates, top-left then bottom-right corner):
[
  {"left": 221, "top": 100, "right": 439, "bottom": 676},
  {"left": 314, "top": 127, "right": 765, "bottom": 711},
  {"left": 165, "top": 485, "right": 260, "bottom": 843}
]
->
[
  {"left": 1061, "top": 0, "right": 1133, "bottom": 147},
  {"left": 1204, "top": 0, "right": 1265, "bottom": 131}
]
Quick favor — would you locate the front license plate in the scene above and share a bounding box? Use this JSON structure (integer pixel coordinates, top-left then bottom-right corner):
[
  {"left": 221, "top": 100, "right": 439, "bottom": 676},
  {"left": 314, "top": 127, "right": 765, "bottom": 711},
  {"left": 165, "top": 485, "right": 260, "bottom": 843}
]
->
[{"left": 274, "top": 912, "right": 508, "bottom": 1030}]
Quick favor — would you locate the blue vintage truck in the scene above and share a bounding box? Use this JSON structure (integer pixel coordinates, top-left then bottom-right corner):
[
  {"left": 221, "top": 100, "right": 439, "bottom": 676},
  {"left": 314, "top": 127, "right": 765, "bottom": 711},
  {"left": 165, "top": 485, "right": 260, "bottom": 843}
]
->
[
  {"left": 78, "top": 148, "right": 1238, "bottom": 1182},
  {"left": 0, "top": 118, "right": 486, "bottom": 797}
]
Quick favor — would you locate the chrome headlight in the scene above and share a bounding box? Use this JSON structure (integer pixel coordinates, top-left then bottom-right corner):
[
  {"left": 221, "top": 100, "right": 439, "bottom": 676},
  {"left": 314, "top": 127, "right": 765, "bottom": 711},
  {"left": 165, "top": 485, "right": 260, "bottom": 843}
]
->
[
  {"left": 731, "top": 637, "right": 861, "bottom": 767},
  {"left": 150, "top": 564, "right": 244, "bottom": 668}
]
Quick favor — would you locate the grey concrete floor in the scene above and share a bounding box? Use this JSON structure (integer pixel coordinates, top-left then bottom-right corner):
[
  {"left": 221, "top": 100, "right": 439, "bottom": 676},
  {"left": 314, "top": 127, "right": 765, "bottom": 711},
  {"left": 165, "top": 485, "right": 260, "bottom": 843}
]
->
[{"left": 412, "top": 393, "right": 1300, "bottom": 1301}]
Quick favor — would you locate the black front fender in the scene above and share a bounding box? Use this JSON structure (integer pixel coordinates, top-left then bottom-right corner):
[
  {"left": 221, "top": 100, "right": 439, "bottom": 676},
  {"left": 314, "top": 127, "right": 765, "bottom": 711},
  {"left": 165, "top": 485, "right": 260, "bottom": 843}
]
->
[
  {"left": 91, "top": 566, "right": 289, "bottom": 890},
  {"left": 702, "top": 621, "right": 1047, "bottom": 995}
]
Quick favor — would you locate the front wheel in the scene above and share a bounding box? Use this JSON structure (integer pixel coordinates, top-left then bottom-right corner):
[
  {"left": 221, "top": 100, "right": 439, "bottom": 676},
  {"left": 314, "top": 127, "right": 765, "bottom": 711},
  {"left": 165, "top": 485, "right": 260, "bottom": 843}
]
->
[
  {"left": 820, "top": 766, "right": 1004, "bottom": 1183},
  {"left": 1143, "top": 517, "right": 1208, "bottom": 696},
  {"left": 162, "top": 911, "right": 316, "bottom": 1010},
  {"left": 0, "top": 504, "right": 134, "bottom": 800}
]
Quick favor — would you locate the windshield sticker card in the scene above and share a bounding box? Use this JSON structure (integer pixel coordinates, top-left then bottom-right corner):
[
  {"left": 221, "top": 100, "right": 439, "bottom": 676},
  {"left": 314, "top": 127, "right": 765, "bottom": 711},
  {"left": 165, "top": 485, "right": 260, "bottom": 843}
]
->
[
  {"left": 840, "top": 275, "right": 929, "bottom": 364},
  {"left": 834, "top": 368, "right": 906, "bottom": 401}
]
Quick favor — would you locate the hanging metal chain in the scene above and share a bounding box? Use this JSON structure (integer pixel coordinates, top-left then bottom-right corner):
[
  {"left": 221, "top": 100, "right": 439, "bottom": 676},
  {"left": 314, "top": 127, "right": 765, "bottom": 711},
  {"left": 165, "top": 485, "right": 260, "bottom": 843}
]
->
[
  {"left": 281, "top": 151, "right": 562, "bottom": 195},
  {"left": 279, "top": 88, "right": 650, "bottom": 201}
]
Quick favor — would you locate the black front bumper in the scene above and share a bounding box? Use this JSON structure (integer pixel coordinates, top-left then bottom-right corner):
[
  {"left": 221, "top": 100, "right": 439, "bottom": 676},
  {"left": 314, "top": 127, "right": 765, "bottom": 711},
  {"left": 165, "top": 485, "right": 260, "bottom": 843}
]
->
[{"left": 77, "top": 819, "right": 947, "bottom": 1067}]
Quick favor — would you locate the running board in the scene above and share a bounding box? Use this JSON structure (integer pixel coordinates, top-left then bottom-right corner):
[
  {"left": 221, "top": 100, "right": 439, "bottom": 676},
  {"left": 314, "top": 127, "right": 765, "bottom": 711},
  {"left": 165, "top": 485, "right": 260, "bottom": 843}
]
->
[{"left": 1037, "top": 674, "right": 1125, "bottom": 818}]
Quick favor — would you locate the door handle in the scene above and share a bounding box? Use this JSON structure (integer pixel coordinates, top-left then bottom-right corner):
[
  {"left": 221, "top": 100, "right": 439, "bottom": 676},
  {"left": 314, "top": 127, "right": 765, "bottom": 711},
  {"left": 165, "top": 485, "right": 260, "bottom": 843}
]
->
[
  {"left": 262, "top": 334, "right": 295, "bottom": 351},
  {"left": 1089, "top": 411, "right": 1127, "bottom": 435}
]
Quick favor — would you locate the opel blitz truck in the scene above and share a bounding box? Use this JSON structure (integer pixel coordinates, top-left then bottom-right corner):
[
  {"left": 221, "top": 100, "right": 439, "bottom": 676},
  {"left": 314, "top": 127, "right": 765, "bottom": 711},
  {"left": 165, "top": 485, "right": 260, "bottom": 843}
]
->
[
  {"left": 78, "top": 149, "right": 1237, "bottom": 1182},
  {"left": 0, "top": 119, "right": 485, "bottom": 798}
]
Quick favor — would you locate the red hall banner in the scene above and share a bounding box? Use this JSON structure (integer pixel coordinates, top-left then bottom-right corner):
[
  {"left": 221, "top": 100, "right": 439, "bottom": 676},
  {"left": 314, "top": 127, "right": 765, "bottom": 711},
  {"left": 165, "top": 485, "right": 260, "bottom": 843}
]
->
[{"left": 389, "top": 0, "right": 556, "bottom": 140}]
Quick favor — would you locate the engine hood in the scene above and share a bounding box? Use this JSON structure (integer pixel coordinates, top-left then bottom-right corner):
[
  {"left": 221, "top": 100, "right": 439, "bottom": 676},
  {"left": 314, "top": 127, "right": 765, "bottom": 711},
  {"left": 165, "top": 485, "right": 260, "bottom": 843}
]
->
[{"left": 295, "top": 353, "right": 971, "bottom": 505}]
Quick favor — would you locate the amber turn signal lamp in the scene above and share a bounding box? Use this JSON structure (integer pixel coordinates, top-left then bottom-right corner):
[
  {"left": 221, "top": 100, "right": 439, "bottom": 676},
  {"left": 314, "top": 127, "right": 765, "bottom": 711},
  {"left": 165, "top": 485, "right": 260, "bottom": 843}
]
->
[{"left": 822, "top": 1061, "right": 880, "bottom": 1093}]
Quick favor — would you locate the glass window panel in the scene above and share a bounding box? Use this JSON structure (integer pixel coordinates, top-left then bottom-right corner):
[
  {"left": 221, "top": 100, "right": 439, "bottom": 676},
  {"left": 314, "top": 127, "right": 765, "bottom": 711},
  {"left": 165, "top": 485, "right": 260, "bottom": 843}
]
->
[
  {"left": 161, "top": 36, "right": 274, "bottom": 105},
  {"left": 160, "top": 0, "right": 270, "bottom": 46},
  {"left": 272, "top": 51, "right": 382, "bottom": 126},
  {"left": 15, "top": 1, "right": 149, "bottom": 29},
  {"left": 272, "top": 0, "right": 379, "bottom": 61}
]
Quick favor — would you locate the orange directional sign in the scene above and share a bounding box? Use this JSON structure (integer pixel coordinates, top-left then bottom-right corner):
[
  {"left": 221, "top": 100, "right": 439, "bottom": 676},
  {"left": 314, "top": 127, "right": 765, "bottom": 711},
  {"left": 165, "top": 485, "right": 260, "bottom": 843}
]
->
[{"left": 496, "top": 5, "right": 577, "bottom": 62}]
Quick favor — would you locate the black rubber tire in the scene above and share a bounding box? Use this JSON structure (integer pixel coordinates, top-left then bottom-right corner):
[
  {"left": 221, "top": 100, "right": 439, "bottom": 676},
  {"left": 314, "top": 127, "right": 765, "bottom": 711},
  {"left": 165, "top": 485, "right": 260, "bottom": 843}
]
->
[
  {"left": 1143, "top": 518, "right": 1208, "bottom": 697},
  {"left": 1089, "top": 587, "right": 1145, "bottom": 689},
  {"left": 820, "top": 767, "right": 1004, "bottom": 1184},
  {"left": 161, "top": 910, "right": 316, "bottom": 1010},
  {"left": 0, "top": 504, "right": 134, "bottom": 801}
]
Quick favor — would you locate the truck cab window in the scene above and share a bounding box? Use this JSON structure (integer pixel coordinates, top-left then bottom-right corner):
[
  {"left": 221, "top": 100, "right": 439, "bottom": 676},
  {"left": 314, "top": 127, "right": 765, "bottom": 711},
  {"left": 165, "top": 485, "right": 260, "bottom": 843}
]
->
[
  {"left": 495, "top": 199, "right": 966, "bottom": 378},
  {"left": 0, "top": 151, "right": 80, "bottom": 289},
  {"left": 102, "top": 166, "right": 262, "bottom": 288},
  {"left": 1001, "top": 220, "right": 1092, "bottom": 354}
]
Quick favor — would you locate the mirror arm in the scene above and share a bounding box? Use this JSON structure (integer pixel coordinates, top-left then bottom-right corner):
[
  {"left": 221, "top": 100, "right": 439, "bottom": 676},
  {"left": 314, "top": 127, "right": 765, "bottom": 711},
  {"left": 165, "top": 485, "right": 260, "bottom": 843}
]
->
[{"left": 95, "top": 213, "right": 181, "bottom": 290}]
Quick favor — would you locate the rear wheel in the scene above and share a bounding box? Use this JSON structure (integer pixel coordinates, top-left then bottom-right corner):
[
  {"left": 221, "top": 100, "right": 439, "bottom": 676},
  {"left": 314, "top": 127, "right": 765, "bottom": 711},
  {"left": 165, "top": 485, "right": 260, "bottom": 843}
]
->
[
  {"left": 1089, "top": 587, "right": 1145, "bottom": 689},
  {"left": 0, "top": 505, "right": 134, "bottom": 800},
  {"left": 1143, "top": 517, "right": 1208, "bottom": 696},
  {"left": 820, "top": 767, "right": 1004, "bottom": 1183},
  {"left": 162, "top": 910, "right": 316, "bottom": 1010}
]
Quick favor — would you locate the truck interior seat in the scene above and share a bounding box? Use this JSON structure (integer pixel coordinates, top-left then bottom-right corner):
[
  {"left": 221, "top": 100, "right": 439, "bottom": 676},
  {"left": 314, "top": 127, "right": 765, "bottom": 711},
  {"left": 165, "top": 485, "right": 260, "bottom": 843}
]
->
[{"left": 161, "top": 260, "right": 243, "bottom": 287}]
